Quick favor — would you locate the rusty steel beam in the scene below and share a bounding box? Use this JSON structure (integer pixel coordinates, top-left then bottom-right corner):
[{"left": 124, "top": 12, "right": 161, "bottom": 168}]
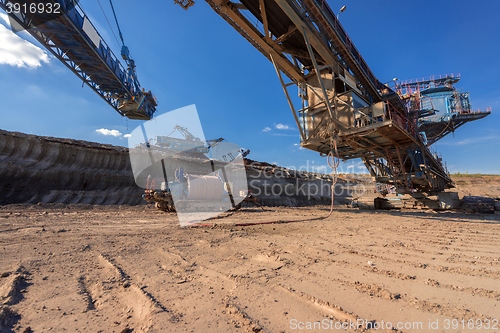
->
[
  {"left": 208, "top": 0, "right": 304, "bottom": 83},
  {"left": 300, "top": 0, "right": 381, "bottom": 102},
  {"left": 274, "top": 0, "right": 336, "bottom": 67},
  {"left": 259, "top": 0, "right": 271, "bottom": 43}
]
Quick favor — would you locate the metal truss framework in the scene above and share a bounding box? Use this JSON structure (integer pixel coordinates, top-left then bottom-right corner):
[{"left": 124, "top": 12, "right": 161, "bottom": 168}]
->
[
  {"left": 0, "top": 0, "right": 157, "bottom": 120},
  {"left": 202, "top": 0, "right": 454, "bottom": 193},
  {"left": 395, "top": 74, "right": 491, "bottom": 146}
]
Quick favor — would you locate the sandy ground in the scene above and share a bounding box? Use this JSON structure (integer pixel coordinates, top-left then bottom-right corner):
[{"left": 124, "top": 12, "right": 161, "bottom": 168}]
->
[{"left": 1, "top": 204, "right": 499, "bottom": 333}]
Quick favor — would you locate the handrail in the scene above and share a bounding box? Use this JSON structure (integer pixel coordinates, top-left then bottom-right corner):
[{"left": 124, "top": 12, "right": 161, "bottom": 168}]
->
[{"left": 306, "top": 0, "right": 383, "bottom": 98}]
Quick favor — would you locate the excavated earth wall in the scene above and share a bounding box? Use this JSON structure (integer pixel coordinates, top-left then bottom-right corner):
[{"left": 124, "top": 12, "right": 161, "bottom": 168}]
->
[
  {"left": 244, "top": 159, "right": 372, "bottom": 206},
  {"left": 0, "top": 130, "right": 143, "bottom": 205},
  {"left": 0, "top": 130, "right": 371, "bottom": 207}
]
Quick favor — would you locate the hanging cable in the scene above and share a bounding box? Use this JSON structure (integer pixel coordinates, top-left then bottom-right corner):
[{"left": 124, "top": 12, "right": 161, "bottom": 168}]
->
[
  {"left": 105, "top": 0, "right": 138, "bottom": 83},
  {"left": 108, "top": 0, "right": 125, "bottom": 46},
  {"left": 326, "top": 136, "right": 340, "bottom": 217},
  {"left": 96, "top": 0, "right": 121, "bottom": 48},
  {"left": 425, "top": 116, "right": 452, "bottom": 143}
]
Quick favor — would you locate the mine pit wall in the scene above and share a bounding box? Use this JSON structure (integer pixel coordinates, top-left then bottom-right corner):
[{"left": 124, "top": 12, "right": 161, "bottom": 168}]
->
[
  {"left": 0, "top": 130, "right": 370, "bottom": 207},
  {"left": 244, "top": 162, "right": 373, "bottom": 207},
  {"left": 0, "top": 130, "right": 143, "bottom": 206}
]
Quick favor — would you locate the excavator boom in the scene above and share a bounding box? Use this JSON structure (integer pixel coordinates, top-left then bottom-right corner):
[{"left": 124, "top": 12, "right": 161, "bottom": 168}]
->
[{"left": 0, "top": 0, "right": 157, "bottom": 120}]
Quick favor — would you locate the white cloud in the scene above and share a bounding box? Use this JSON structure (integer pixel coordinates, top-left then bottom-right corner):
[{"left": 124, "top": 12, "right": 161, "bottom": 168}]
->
[
  {"left": 0, "top": 18, "right": 50, "bottom": 68},
  {"left": 0, "top": 13, "right": 8, "bottom": 25},
  {"left": 275, "top": 123, "right": 290, "bottom": 130},
  {"left": 96, "top": 128, "right": 123, "bottom": 137},
  {"left": 264, "top": 123, "right": 297, "bottom": 132},
  {"left": 439, "top": 134, "right": 498, "bottom": 146},
  {"left": 456, "top": 135, "right": 497, "bottom": 146},
  {"left": 123, "top": 134, "right": 132, "bottom": 138}
]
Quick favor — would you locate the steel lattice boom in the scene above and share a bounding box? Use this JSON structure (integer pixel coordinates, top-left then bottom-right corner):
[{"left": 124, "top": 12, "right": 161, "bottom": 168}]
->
[
  {"left": 0, "top": 0, "right": 157, "bottom": 120},
  {"left": 197, "top": 0, "right": 490, "bottom": 193},
  {"left": 1, "top": 0, "right": 490, "bottom": 194}
]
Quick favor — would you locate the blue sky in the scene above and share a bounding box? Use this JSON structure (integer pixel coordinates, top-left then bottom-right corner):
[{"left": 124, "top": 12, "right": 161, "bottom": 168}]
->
[{"left": 1, "top": 0, "right": 499, "bottom": 174}]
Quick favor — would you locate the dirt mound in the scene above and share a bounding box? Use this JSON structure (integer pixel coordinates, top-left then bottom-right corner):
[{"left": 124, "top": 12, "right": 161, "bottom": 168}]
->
[{"left": 0, "top": 267, "right": 29, "bottom": 333}]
